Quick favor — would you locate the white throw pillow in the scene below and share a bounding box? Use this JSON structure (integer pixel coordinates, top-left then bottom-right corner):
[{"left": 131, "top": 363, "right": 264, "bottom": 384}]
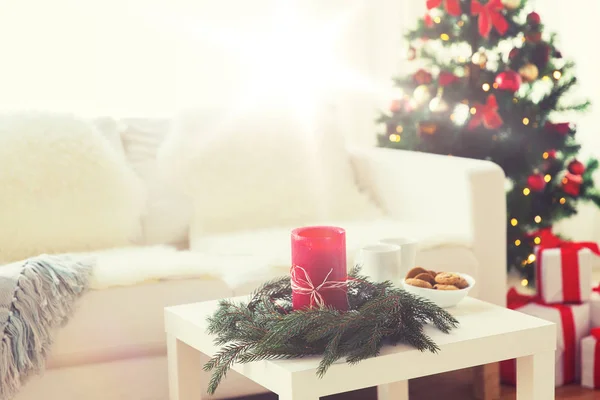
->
[
  {"left": 0, "top": 112, "right": 145, "bottom": 262},
  {"left": 160, "top": 101, "right": 380, "bottom": 235},
  {"left": 120, "top": 119, "right": 192, "bottom": 246}
]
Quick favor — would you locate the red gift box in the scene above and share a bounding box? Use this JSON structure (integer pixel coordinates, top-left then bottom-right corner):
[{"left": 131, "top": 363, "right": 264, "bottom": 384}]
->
[
  {"left": 533, "top": 228, "right": 599, "bottom": 304},
  {"left": 581, "top": 328, "right": 600, "bottom": 389},
  {"left": 500, "top": 288, "right": 590, "bottom": 386}
]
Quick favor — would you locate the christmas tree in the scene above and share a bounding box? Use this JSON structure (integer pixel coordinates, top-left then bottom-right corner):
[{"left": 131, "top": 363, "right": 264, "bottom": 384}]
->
[{"left": 377, "top": 0, "right": 600, "bottom": 284}]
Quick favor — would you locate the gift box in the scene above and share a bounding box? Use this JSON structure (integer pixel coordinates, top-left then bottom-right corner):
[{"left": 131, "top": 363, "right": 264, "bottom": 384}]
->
[
  {"left": 592, "top": 286, "right": 600, "bottom": 328},
  {"left": 500, "top": 288, "right": 590, "bottom": 386},
  {"left": 581, "top": 328, "right": 600, "bottom": 389},
  {"left": 536, "top": 244, "right": 594, "bottom": 304}
]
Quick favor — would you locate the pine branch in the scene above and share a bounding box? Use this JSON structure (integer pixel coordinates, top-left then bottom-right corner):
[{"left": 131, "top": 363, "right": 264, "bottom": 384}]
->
[{"left": 204, "top": 271, "right": 459, "bottom": 393}]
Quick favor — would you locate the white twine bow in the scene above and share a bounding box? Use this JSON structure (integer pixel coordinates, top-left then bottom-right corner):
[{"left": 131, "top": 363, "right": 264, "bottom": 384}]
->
[{"left": 290, "top": 265, "right": 347, "bottom": 308}]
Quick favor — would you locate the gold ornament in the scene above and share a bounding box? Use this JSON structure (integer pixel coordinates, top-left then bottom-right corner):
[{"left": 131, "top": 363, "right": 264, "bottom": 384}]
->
[
  {"left": 519, "top": 63, "right": 539, "bottom": 82},
  {"left": 413, "top": 85, "right": 432, "bottom": 105},
  {"left": 502, "top": 0, "right": 521, "bottom": 10},
  {"left": 471, "top": 51, "right": 488, "bottom": 68},
  {"left": 429, "top": 97, "right": 449, "bottom": 112}
]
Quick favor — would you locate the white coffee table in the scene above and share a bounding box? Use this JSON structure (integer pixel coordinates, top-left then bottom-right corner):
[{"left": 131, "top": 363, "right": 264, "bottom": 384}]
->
[{"left": 165, "top": 297, "right": 556, "bottom": 400}]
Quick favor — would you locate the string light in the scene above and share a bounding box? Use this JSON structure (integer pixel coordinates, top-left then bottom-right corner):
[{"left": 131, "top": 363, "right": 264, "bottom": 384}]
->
[
  {"left": 515, "top": 239, "right": 521, "bottom": 246},
  {"left": 512, "top": 97, "right": 518, "bottom": 103},
  {"left": 440, "top": 33, "right": 450, "bottom": 41},
  {"left": 523, "top": 188, "right": 531, "bottom": 196},
  {"left": 452, "top": 104, "right": 470, "bottom": 125},
  {"left": 542, "top": 76, "right": 551, "bottom": 82},
  {"left": 482, "top": 83, "right": 490, "bottom": 91},
  {"left": 562, "top": 177, "right": 568, "bottom": 184},
  {"left": 534, "top": 236, "right": 541, "bottom": 245},
  {"left": 559, "top": 197, "right": 566, "bottom": 204},
  {"left": 434, "top": 16, "right": 442, "bottom": 24},
  {"left": 470, "top": 107, "right": 477, "bottom": 115},
  {"left": 457, "top": 20, "right": 465, "bottom": 27},
  {"left": 521, "top": 279, "right": 529, "bottom": 286},
  {"left": 528, "top": 253, "right": 536, "bottom": 263},
  {"left": 396, "top": 125, "right": 404, "bottom": 133},
  {"left": 389, "top": 134, "right": 401, "bottom": 142},
  {"left": 511, "top": 218, "right": 518, "bottom": 226},
  {"left": 534, "top": 215, "right": 542, "bottom": 223},
  {"left": 544, "top": 174, "right": 551, "bottom": 182},
  {"left": 493, "top": 82, "right": 499, "bottom": 89},
  {"left": 553, "top": 70, "right": 562, "bottom": 80},
  {"left": 523, "top": 117, "right": 530, "bottom": 125},
  {"left": 458, "top": 56, "right": 466, "bottom": 63},
  {"left": 542, "top": 152, "right": 549, "bottom": 159}
]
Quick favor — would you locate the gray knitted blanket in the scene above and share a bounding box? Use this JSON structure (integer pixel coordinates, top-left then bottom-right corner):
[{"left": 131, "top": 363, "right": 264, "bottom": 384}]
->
[{"left": 0, "top": 255, "right": 93, "bottom": 400}]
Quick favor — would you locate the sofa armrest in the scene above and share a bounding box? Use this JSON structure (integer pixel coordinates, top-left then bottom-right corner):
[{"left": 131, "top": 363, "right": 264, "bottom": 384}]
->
[{"left": 349, "top": 146, "right": 507, "bottom": 306}]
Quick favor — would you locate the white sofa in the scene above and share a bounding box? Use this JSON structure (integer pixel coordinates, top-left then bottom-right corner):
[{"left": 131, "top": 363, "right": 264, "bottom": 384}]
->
[{"left": 10, "top": 117, "right": 507, "bottom": 400}]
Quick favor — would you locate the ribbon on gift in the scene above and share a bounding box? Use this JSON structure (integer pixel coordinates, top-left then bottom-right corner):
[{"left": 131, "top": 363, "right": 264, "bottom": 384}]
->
[
  {"left": 471, "top": 0, "right": 508, "bottom": 38},
  {"left": 467, "top": 94, "right": 503, "bottom": 130},
  {"left": 532, "top": 228, "right": 600, "bottom": 303},
  {"left": 502, "top": 288, "right": 577, "bottom": 384},
  {"left": 426, "top": 0, "right": 461, "bottom": 16},
  {"left": 592, "top": 327, "right": 600, "bottom": 388},
  {"left": 290, "top": 265, "right": 346, "bottom": 308}
]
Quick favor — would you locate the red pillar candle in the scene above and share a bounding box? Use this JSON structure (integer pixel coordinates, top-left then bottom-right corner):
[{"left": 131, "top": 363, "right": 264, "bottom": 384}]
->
[{"left": 291, "top": 226, "right": 348, "bottom": 311}]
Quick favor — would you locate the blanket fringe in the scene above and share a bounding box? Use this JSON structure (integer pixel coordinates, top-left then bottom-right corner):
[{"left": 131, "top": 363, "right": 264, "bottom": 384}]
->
[{"left": 0, "top": 255, "right": 93, "bottom": 400}]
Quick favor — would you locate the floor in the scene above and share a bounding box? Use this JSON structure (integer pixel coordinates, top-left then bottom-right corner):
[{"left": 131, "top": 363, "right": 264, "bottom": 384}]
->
[{"left": 238, "top": 367, "right": 600, "bottom": 399}]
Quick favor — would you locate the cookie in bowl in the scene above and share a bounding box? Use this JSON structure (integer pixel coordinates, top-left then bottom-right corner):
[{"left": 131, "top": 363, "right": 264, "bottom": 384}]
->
[{"left": 402, "top": 267, "right": 475, "bottom": 308}]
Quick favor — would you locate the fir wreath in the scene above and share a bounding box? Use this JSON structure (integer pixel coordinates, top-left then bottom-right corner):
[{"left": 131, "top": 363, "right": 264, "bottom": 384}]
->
[{"left": 203, "top": 267, "right": 459, "bottom": 394}]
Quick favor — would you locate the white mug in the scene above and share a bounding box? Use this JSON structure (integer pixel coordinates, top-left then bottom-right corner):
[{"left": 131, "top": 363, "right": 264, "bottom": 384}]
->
[
  {"left": 379, "top": 237, "right": 418, "bottom": 279},
  {"left": 355, "top": 244, "right": 402, "bottom": 283}
]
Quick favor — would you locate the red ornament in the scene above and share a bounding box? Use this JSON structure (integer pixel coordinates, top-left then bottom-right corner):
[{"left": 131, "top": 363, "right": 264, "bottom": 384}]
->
[
  {"left": 531, "top": 43, "right": 551, "bottom": 70},
  {"left": 439, "top": 71, "right": 460, "bottom": 86},
  {"left": 508, "top": 47, "right": 520, "bottom": 60},
  {"left": 495, "top": 70, "right": 522, "bottom": 92},
  {"left": 471, "top": 0, "right": 509, "bottom": 38},
  {"left": 427, "top": 0, "right": 461, "bottom": 16},
  {"left": 546, "top": 149, "right": 557, "bottom": 159},
  {"left": 527, "top": 12, "right": 541, "bottom": 25},
  {"left": 545, "top": 122, "right": 572, "bottom": 135},
  {"left": 414, "top": 69, "right": 433, "bottom": 85},
  {"left": 568, "top": 159, "right": 586, "bottom": 175},
  {"left": 562, "top": 172, "right": 583, "bottom": 197},
  {"left": 468, "top": 94, "right": 503, "bottom": 130},
  {"left": 424, "top": 12, "right": 434, "bottom": 27},
  {"left": 526, "top": 31, "right": 542, "bottom": 43},
  {"left": 527, "top": 174, "right": 546, "bottom": 192}
]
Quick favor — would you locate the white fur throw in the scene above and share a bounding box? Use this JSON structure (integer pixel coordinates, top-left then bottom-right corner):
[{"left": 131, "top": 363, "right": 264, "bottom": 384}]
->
[{"left": 0, "top": 112, "right": 145, "bottom": 263}]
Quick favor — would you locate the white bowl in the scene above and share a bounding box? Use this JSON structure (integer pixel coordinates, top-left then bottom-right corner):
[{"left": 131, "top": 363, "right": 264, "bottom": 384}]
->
[{"left": 401, "top": 274, "right": 476, "bottom": 308}]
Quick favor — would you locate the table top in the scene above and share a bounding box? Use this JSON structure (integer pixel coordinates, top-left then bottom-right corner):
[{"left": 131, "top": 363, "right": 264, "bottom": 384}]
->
[{"left": 165, "top": 296, "right": 556, "bottom": 397}]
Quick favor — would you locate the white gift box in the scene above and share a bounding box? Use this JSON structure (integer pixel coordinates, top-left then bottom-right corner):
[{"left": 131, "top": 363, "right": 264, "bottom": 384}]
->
[
  {"left": 536, "top": 247, "right": 593, "bottom": 304},
  {"left": 582, "top": 334, "right": 600, "bottom": 389},
  {"left": 592, "top": 290, "right": 600, "bottom": 328},
  {"left": 501, "top": 301, "right": 590, "bottom": 386}
]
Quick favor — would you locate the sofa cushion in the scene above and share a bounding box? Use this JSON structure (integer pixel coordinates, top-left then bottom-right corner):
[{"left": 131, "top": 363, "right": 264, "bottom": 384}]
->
[
  {"left": 160, "top": 104, "right": 381, "bottom": 235},
  {"left": 120, "top": 119, "right": 192, "bottom": 246},
  {"left": 47, "top": 277, "right": 233, "bottom": 368},
  {"left": 0, "top": 112, "right": 145, "bottom": 263}
]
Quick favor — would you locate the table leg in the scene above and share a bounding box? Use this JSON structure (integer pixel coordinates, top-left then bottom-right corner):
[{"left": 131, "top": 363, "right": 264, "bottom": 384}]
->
[
  {"left": 377, "top": 380, "right": 409, "bottom": 400},
  {"left": 167, "top": 334, "right": 205, "bottom": 400},
  {"left": 473, "top": 363, "right": 500, "bottom": 400},
  {"left": 516, "top": 351, "right": 555, "bottom": 400}
]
